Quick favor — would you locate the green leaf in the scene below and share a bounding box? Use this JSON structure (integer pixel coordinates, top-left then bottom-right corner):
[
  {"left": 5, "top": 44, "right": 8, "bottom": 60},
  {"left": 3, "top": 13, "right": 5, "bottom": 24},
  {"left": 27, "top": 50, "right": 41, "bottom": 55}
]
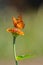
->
[{"left": 16, "top": 54, "right": 35, "bottom": 61}]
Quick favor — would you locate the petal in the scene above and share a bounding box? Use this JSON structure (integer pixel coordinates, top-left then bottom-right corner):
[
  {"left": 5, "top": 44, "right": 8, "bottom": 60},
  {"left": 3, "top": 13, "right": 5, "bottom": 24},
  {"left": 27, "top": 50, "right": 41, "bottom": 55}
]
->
[
  {"left": 16, "top": 29, "right": 24, "bottom": 35},
  {"left": 7, "top": 28, "right": 17, "bottom": 33}
]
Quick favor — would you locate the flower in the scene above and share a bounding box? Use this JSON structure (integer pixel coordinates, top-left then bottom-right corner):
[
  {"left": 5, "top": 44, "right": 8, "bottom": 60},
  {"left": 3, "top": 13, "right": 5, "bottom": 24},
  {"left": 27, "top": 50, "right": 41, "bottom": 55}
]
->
[
  {"left": 7, "top": 28, "right": 24, "bottom": 35},
  {"left": 12, "top": 15, "right": 25, "bottom": 29}
]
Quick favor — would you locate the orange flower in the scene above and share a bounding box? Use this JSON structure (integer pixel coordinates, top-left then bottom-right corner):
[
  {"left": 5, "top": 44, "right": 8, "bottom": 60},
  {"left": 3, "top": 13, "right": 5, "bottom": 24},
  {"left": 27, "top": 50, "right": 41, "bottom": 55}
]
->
[
  {"left": 12, "top": 15, "right": 25, "bottom": 29},
  {"left": 7, "top": 28, "right": 24, "bottom": 35}
]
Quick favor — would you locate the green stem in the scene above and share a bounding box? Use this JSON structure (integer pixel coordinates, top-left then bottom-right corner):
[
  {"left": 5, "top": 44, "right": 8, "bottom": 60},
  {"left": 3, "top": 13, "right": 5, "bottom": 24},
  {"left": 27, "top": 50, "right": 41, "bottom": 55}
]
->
[{"left": 13, "top": 36, "right": 18, "bottom": 65}]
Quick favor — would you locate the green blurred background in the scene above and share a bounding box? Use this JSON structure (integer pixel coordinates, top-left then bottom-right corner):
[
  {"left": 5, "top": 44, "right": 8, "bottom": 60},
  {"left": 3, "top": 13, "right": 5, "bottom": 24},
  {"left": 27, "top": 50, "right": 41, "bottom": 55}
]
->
[{"left": 0, "top": 5, "right": 43, "bottom": 60}]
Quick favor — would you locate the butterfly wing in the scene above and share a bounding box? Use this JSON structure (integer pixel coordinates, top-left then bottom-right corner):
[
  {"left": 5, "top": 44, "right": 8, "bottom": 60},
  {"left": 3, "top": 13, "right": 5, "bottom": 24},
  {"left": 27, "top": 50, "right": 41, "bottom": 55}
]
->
[
  {"left": 16, "top": 16, "right": 25, "bottom": 29},
  {"left": 12, "top": 16, "right": 17, "bottom": 27},
  {"left": 17, "top": 21, "right": 25, "bottom": 29}
]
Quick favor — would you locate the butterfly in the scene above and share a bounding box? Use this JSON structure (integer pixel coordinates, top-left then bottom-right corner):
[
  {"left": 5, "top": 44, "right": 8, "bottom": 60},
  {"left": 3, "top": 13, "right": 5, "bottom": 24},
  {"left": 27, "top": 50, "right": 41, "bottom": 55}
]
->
[{"left": 12, "top": 15, "right": 25, "bottom": 29}]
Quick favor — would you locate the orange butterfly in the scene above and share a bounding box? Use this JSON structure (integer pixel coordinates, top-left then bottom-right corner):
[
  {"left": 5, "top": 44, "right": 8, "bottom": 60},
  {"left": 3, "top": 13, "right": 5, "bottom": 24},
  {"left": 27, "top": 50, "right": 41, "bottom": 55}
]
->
[{"left": 12, "top": 15, "right": 25, "bottom": 29}]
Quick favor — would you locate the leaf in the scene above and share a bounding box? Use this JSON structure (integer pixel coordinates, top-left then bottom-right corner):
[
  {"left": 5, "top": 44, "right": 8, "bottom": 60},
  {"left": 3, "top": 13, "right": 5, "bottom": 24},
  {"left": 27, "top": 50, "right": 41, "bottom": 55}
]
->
[{"left": 16, "top": 54, "right": 35, "bottom": 61}]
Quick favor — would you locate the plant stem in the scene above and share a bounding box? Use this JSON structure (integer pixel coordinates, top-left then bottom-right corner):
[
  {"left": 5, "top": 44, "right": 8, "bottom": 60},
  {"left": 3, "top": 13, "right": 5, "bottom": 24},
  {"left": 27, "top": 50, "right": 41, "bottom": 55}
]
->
[{"left": 13, "top": 36, "right": 18, "bottom": 65}]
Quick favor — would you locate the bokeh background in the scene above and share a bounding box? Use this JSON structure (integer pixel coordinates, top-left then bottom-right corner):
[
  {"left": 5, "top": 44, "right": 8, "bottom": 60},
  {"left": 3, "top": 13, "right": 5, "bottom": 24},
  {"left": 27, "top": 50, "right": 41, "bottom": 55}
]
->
[{"left": 0, "top": 0, "right": 43, "bottom": 65}]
